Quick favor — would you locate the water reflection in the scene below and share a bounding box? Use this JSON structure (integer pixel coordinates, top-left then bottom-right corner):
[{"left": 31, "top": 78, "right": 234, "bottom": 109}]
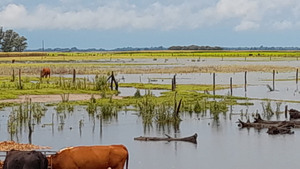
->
[{"left": 7, "top": 101, "right": 47, "bottom": 143}]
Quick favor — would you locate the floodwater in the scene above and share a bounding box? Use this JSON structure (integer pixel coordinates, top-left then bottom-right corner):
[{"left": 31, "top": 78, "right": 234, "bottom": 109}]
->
[{"left": 1, "top": 58, "right": 300, "bottom": 169}]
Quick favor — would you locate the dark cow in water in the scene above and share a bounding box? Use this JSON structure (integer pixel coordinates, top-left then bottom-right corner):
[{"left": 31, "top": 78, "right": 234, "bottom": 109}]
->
[
  {"left": 40, "top": 68, "right": 50, "bottom": 78},
  {"left": 48, "top": 145, "right": 129, "bottom": 169},
  {"left": 3, "top": 150, "right": 48, "bottom": 169}
]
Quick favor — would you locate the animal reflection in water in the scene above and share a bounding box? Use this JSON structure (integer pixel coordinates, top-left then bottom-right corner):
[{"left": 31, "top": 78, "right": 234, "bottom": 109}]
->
[
  {"left": 48, "top": 145, "right": 129, "bottom": 169},
  {"left": 40, "top": 68, "right": 51, "bottom": 78},
  {"left": 3, "top": 150, "right": 48, "bottom": 169}
]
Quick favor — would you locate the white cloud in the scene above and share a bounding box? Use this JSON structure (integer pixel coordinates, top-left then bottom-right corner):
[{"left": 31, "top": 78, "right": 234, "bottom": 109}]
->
[
  {"left": 235, "top": 21, "right": 260, "bottom": 31},
  {"left": 272, "top": 21, "right": 293, "bottom": 30},
  {"left": 1, "top": 0, "right": 300, "bottom": 31}
]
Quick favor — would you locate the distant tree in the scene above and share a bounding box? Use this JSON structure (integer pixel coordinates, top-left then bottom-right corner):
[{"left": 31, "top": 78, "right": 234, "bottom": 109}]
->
[
  {"left": 0, "top": 27, "right": 4, "bottom": 48},
  {"left": 14, "top": 36, "right": 27, "bottom": 52},
  {"left": 168, "top": 45, "right": 223, "bottom": 50},
  {"left": 1, "top": 30, "right": 17, "bottom": 52},
  {"left": 0, "top": 28, "right": 27, "bottom": 52}
]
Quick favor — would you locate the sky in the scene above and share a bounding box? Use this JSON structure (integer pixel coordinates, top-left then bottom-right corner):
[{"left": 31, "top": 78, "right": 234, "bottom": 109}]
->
[{"left": 0, "top": 0, "right": 300, "bottom": 49}]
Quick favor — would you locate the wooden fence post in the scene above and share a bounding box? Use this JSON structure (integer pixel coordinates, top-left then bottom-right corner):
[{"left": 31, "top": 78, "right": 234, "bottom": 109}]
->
[
  {"left": 12, "top": 69, "right": 15, "bottom": 82},
  {"left": 285, "top": 105, "right": 288, "bottom": 119},
  {"left": 296, "top": 69, "right": 298, "bottom": 84},
  {"left": 73, "top": 69, "right": 76, "bottom": 84},
  {"left": 172, "top": 74, "right": 176, "bottom": 91},
  {"left": 244, "top": 71, "right": 247, "bottom": 92},
  {"left": 273, "top": 70, "right": 275, "bottom": 91},
  {"left": 110, "top": 71, "right": 114, "bottom": 90},
  {"left": 108, "top": 71, "right": 118, "bottom": 91},
  {"left": 19, "top": 69, "right": 22, "bottom": 89},
  {"left": 230, "top": 77, "right": 233, "bottom": 96},
  {"left": 213, "top": 73, "right": 215, "bottom": 96}
]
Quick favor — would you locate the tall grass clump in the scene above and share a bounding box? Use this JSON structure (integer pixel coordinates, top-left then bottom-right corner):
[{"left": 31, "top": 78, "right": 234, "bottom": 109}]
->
[
  {"left": 55, "top": 93, "right": 74, "bottom": 114},
  {"left": 209, "top": 100, "right": 228, "bottom": 120},
  {"left": 7, "top": 101, "right": 47, "bottom": 138},
  {"left": 86, "top": 95, "right": 98, "bottom": 115},
  {"left": 95, "top": 75, "right": 109, "bottom": 91}
]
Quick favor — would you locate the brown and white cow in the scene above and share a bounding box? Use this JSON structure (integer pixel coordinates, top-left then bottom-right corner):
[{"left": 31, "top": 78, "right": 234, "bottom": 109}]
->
[{"left": 48, "top": 145, "right": 129, "bottom": 169}]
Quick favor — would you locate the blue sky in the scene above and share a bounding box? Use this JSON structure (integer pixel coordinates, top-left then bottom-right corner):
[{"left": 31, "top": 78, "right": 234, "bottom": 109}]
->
[{"left": 0, "top": 0, "right": 299, "bottom": 49}]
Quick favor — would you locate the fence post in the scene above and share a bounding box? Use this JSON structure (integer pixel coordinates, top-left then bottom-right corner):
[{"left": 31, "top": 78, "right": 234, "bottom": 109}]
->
[
  {"left": 273, "top": 70, "right": 275, "bottom": 91},
  {"left": 296, "top": 69, "right": 298, "bottom": 84},
  {"left": 19, "top": 69, "right": 22, "bottom": 89},
  {"left": 172, "top": 74, "right": 176, "bottom": 91},
  {"left": 73, "top": 69, "right": 76, "bottom": 84},
  {"left": 12, "top": 69, "right": 15, "bottom": 82},
  {"left": 285, "top": 105, "right": 288, "bottom": 119},
  {"left": 213, "top": 73, "right": 215, "bottom": 96},
  {"left": 244, "top": 71, "right": 247, "bottom": 92},
  {"left": 230, "top": 77, "right": 233, "bottom": 96}
]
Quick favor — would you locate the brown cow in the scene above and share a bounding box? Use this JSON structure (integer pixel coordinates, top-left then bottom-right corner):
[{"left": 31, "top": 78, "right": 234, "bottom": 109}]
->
[
  {"left": 40, "top": 68, "right": 50, "bottom": 78},
  {"left": 48, "top": 145, "right": 129, "bottom": 169}
]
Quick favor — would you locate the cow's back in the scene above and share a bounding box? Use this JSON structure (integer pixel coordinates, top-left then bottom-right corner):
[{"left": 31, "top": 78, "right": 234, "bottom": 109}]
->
[
  {"left": 51, "top": 145, "right": 128, "bottom": 169},
  {"left": 4, "top": 150, "right": 48, "bottom": 169}
]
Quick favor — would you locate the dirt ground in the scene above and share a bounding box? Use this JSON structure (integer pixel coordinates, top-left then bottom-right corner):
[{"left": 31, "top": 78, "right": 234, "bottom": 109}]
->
[{"left": 0, "top": 94, "right": 122, "bottom": 103}]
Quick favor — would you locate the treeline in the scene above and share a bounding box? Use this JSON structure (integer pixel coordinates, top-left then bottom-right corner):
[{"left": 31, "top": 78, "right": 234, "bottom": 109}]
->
[
  {"left": 113, "top": 46, "right": 166, "bottom": 51},
  {"left": 26, "top": 45, "right": 300, "bottom": 52},
  {"left": 224, "top": 46, "right": 300, "bottom": 50},
  {"left": 0, "top": 27, "right": 27, "bottom": 52},
  {"left": 27, "top": 46, "right": 167, "bottom": 52},
  {"left": 168, "top": 45, "right": 223, "bottom": 50}
]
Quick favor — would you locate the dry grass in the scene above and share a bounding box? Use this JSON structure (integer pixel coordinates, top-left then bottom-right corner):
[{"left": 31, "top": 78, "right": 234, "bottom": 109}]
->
[{"left": 0, "top": 141, "right": 51, "bottom": 151}]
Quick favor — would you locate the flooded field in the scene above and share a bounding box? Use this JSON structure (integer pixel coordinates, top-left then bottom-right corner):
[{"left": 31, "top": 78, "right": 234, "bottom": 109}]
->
[{"left": 1, "top": 58, "right": 300, "bottom": 169}]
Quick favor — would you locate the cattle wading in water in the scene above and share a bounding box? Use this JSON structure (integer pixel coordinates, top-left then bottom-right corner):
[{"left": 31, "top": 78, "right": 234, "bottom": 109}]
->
[
  {"left": 3, "top": 150, "right": 48, "bottom": 169},
  {"left": 40, "top": 68, "right": 50, "bottom": 78},
  {"left": 48, "top": 145, "right": 129, "bottom": 169}
]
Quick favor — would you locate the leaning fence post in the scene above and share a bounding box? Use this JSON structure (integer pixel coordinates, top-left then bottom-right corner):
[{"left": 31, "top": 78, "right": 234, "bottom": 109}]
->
[{"left": 110, "top": 71, "right": 114, "bottom": 90}]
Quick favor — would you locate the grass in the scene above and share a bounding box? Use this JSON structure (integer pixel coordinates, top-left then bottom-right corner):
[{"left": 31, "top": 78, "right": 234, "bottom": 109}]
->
[
  {"left": 1, "top": 51, "right": 300, "bottom": 61},
  {"left": 120, "top": 83, "right": 238, "bottom": 91},
  {"left": 0, "top": 51, "right": 298, "bottom": 77},
  {"left": 0, "top": 75, "right": 116, "bottom": 100}
]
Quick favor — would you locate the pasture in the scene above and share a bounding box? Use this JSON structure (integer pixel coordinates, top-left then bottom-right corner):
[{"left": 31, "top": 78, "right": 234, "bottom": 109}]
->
[{"left": 0, "top": 51, "right": 300, "bottom": 169}]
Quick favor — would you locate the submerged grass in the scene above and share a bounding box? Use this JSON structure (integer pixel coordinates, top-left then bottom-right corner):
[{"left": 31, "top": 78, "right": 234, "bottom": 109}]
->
[{"left": 119, "top": 83, "right": 237, "bottom": 91}]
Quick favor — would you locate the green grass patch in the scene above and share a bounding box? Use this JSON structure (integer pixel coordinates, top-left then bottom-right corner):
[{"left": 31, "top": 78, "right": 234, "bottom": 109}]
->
[{"left": 1, "top": 51, "right": 300, "bottom": 61}]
